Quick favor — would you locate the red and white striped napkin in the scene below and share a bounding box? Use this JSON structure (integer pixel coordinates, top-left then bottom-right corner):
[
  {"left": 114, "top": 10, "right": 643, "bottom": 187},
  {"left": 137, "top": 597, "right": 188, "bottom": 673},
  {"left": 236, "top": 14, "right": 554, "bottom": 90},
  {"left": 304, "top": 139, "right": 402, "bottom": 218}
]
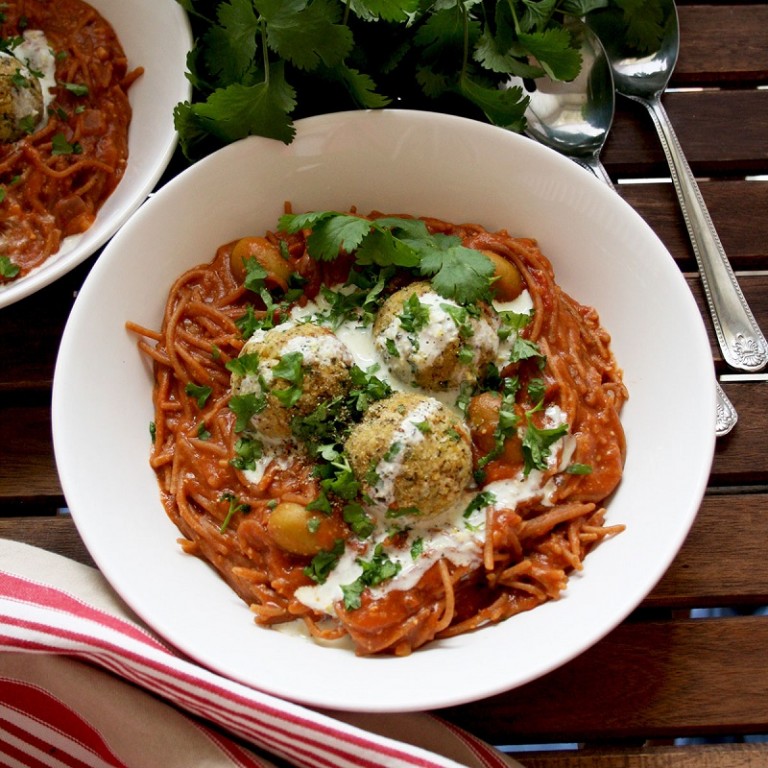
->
[{"left": 0, "top": 540, "right": 522, "bottom": 768}]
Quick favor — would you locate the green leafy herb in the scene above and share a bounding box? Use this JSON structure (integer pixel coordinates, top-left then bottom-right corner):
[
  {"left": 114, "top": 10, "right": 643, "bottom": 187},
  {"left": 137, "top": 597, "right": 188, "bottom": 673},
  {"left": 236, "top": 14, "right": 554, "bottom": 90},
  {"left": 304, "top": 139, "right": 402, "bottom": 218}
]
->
[
  {"left": 225, "top": 351, "right": 261, "bottom": 378},
  {"left": 230, "top": 436, "right": 263, "bottom": 470},
  {"left": 343, "top": 502, "right": 375, "bottom": 538},
  {"left": 475, "top": 376, "right": 520, "bottom": 481},
  {"left": 304, "top": 538, "right": 345, "bottom": 584},
  {"left": 51, "top": 133, "right": 82, "bottom": 155},
  {"left": 271, "top": 351, "right": 305, "bottom": 407},
  {"left": 219, "top": 491, "right": 251, "bottom": 533},
  {"left": 0, "top": 255, "right": 20, "bottom": 279},
  {"left": 464, "top": 491, "right": 497, "bottom": 518},
  {"left": 279, "top": 211, "right": 495, "bottom": 303},
  {"left": 521, "top": 401, "right": 569, "bottom": 475},
  {"left": 61, "top": 81, "right": 89, "bottom": 97},
  {"left": 176, "top": 0, "right": 659, "bottom": 158},
  {"left": 242, "top": 257, "right": 269, "bottom": 293},
  {"left": 228, "top": 392, "right": 267, "bottom": 431},
  {"left": 341, "top": 544, "right": 402, "bottom": 610},
  {"left": 185, "top": 381, "right": 213, "bottom": 407},
  {"left": 565, "top": 463, "right": 593, "bottom": 475}
]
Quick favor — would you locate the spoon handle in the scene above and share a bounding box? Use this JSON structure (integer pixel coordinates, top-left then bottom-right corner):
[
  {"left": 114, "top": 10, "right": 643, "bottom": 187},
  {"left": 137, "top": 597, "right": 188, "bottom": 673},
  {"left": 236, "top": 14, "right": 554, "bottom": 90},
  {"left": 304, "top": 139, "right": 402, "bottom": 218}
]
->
[
  {"left": 715, "top": 379, "right": 738, "bottom": 436},
  {"left": 640, "top": 97, "right": 768, "bottom": 372}
]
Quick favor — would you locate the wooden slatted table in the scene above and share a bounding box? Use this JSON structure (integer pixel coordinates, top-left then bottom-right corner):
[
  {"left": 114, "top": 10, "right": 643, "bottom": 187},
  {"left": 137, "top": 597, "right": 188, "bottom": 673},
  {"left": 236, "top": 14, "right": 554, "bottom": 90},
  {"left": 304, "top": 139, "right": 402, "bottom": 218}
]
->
[{"left": 1, "top": 3, "right": 766, "bottom": 766}]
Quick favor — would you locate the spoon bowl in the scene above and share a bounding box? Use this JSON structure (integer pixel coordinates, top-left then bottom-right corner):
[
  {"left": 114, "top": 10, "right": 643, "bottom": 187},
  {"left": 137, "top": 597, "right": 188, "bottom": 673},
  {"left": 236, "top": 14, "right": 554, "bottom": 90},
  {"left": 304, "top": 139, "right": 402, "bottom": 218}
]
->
[
  {"left": 587, "top": 0, "right": 766, "bottom": 384},
  {"left": 508, "top": 19, "right": 615, "bottom": 186}
]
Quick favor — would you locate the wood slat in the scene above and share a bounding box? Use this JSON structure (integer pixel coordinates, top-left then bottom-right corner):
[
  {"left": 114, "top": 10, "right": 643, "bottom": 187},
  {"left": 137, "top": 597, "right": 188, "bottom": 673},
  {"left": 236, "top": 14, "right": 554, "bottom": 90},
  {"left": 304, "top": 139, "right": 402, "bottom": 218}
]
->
[
  {"left": 618, "top": 181, "right": 768, "bottom": 272},
  {"left": 0, "top": 401, "right": 61, "bottom": 503},
  {"left": 602, "top": 91, "right": 768, "bottom": 177},
  {"left": 646, "top": 493, "right": 768, "bottom": 607},
  {"left": 0, "top": 517, "right": 94, "bottom": 567},
  {"left": 676, "top": 5, "right": 768, "bottom": 84},
  {"left": 0, "top": 259, "right": 92, "bottom": 392},
  {"left": 441, "top": 616, "right": 768, "bottom": 743},
  {"left": 509, "top": 743, "right": 768, "bottom": 768}
]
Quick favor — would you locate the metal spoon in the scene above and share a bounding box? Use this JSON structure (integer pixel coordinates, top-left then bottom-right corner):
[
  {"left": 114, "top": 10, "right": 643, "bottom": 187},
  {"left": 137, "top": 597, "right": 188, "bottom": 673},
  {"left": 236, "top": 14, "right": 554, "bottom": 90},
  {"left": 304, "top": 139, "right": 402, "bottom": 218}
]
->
[
  {"left": 587, "top": 0, "right": 768, "bottom": 376},
  {"left": 507, "top": 17, "right": 737, "bottom": 436},
  {"left": 509, "top": 19, "right": 616, "bottom": 188}
]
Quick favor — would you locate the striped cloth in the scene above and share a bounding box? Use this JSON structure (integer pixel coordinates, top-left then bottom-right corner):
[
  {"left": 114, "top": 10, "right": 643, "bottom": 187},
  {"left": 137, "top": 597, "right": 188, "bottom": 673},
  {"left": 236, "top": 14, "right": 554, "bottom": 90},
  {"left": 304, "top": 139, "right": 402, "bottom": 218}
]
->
[{"left": 0, "top": 541, "right": 521, "bottom": 768}]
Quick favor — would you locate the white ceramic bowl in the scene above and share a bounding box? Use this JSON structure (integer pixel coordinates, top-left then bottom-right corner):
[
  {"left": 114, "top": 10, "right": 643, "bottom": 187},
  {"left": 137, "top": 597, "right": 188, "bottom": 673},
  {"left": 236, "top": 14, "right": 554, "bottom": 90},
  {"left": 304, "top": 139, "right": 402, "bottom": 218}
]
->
[
  {"left": 0, "top": 0, "right": 191, "bottom": 309},
  {"left": 53, "top": 110, "right": 715, "bottom": 712}
]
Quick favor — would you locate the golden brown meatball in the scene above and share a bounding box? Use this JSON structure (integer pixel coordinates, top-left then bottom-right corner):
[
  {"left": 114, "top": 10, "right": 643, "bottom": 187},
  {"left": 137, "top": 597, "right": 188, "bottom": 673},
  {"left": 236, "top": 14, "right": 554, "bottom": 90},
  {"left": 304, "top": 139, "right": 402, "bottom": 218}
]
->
[
  {"left": 0, "top": 53, "right": 43, "bottom": 143},
  {"left": 344, "top": 392, "right": 473, "bottom": 518},
  {"left": 230, "top": 322, "right": 354, "bottom": 440},
  {"left": 373, "top": 281, "right": 500, "bottom": 391}
]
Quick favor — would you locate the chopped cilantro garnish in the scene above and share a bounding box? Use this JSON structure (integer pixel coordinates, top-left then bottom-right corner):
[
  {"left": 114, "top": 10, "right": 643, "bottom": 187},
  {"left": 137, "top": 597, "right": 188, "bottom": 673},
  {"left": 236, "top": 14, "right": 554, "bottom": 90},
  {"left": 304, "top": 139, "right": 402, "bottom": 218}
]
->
[
  {"left": 521, "top": 401, "right": 569, "bottom": 476},
  {"left": 51, "top": 133, "right": 82, "bottom": 155},
  {"left": 398, "top": 293, "right": 430, "bottom": 334},
  {"left": 271, "top": 351, "right": 304, "bottom": 407},
  {"left": 341, "top": 544, "right": 402, "bottom": 610},
  {"left": 565, "top": 463, "right": 593, "bottom": 475},
  {"left": 0, "top": 255, "right": 20, "bottom": 279},
  {"left": 509, "top": 337, "right": 544, "bottom": 364},
  {"left": 464, "top": 491, "right": 497, "bottom": 518},
  {"left": 304, "top": 539, "right": 345, "bottom": 584},
  {"left": 230, "top": 436, "right": 263, "bottom": 471},
  {"left": 228, "top": 392, "right": 267, "bottom": 431},
  {"left": 242, "top": 257, "right": 269, "bottom": 293},
  {"left": 342, "top": 502, "right": 374, "bottom": 538},
  {"left": 386, "top": 506, "right": 421, "bottom": 519},
  {"left": 62, "top": 81, "right": 89, "bottom": 97},
  {"left": 185, "top": 382, "right": 213, "bottom": 408},
  {"left": 225, "top": 352, "right": 261, "bottom": 378},
  {"left": 219, "top": 492, "right": 251, "bottom": 533},
  {"left": 475, "top": 377, "right": 520, "bottom": 481}
]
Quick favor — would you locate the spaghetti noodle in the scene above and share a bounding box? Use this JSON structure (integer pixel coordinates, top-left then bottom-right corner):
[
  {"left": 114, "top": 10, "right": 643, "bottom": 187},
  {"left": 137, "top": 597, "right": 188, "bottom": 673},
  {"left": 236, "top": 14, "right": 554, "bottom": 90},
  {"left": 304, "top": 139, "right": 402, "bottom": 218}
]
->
[
  {"left": 129, "top": 210, "right": 627, "bottom": 656},
  {"left": 0, "top": 0, "right": 141, "bottom": 282}
]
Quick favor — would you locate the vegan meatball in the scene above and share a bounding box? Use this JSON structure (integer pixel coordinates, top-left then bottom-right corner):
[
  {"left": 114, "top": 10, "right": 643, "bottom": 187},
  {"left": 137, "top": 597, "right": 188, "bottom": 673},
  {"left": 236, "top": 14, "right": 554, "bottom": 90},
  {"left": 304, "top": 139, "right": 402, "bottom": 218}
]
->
[
  {"left": 373, "top": 281, "right": 500, "bottom": 391},
  {"left": 344, "top": 391, "right": 473, "bottom": 518},
  {"left": 0, "top": 53, "right": 44, "bottom": 143},
  {"left": 230, "top": 322, "right": 354, "bottom": 440}
]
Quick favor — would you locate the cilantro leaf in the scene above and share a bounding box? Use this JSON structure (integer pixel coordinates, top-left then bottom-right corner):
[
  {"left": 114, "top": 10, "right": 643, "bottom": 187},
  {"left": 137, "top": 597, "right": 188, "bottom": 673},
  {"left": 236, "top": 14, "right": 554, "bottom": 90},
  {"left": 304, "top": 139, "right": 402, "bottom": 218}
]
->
[
  {"left": 522, "top": 410, "right": 569, "bottom": 475},
  {"left": 307, "top": 214, "right": 374, "bottom": 261},
  {"left": 341, "top": 544, "right": 401, "bottom": 610},
  {"left": 0, "top": 255, "right": 20, "bottom": 279},
  {"left": 228, "top": 392, "right": 267, "bottom": 431},
  {"left": 182, "top": 62, "right": 297, "bottom": 145},
  {"left": 349, "top": 0, "right": 421, "bottom": 23},
  {"left": 263, "top": 0, "right": 353, "bottom": 71},
  {"left": 418, "top": 235, "right": 496, "bottom": 304},
  {"left": 304, "top": 539, "right": 345, "bottom": 584},
  {"left": 517, "top": 27, "right": 583, "bottom": 81},
  {"left": 185, "top": 382, "right": 213, "bottom": 408}
]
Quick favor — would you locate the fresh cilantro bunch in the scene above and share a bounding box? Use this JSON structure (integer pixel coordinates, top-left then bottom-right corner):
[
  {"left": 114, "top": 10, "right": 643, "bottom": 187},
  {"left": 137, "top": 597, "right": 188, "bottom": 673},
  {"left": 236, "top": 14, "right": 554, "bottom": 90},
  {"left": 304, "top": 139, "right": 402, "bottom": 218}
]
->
[{"left": 172, "top": 0, "right": 644, "bottom": 160}]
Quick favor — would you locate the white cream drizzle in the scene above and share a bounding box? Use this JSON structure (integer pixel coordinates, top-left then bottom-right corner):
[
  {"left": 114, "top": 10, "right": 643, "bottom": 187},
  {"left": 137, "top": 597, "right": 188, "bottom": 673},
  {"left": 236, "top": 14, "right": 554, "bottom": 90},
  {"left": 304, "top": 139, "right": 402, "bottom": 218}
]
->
[{"left": 236, "top": 284, "right": 575, "bottom": 619}]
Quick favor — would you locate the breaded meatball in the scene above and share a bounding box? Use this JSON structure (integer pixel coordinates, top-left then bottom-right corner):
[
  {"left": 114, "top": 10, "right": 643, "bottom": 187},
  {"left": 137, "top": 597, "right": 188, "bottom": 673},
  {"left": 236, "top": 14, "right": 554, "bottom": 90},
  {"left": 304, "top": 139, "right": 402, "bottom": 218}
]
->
[
  {"left": 231, "top": 322, "right": 354, "bottom": 440},
  {"left": 373, "top": 281, "right": 500, "bottom": 391},
  {"left": 0, "top": 53, "right": 43, "bottom": 143},
  {"left": 344, "top": 392, "right": 472, "bottom": 518}
]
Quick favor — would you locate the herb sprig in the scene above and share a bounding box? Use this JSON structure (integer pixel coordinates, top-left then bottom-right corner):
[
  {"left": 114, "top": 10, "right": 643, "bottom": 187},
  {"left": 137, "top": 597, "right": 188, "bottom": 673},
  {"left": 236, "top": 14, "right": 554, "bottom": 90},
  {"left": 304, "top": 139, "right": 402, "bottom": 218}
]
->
[{"left": 279, "top": 211, "right": 496, "bottom": 304}]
